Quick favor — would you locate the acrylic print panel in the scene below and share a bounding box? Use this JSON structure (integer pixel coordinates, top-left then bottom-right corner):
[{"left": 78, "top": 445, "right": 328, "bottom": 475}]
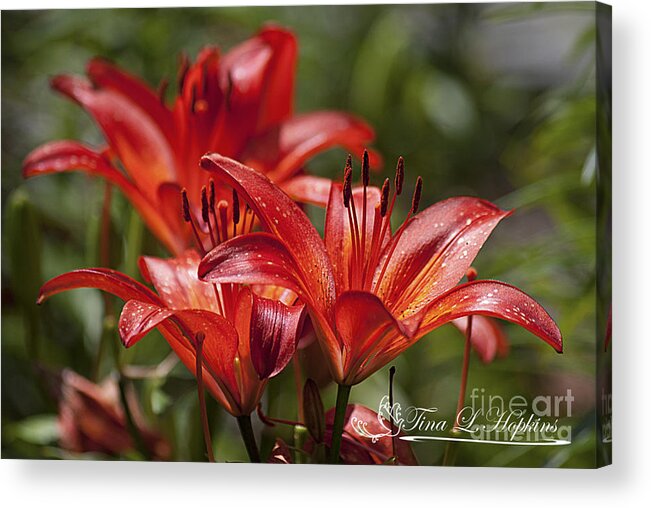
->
[{"left": 1, "top": 2, "right": 611, "bottom": 468}]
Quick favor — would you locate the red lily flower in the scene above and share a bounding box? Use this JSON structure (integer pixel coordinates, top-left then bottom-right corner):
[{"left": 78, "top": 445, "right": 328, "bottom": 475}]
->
[
  {"left": 198, "top": 153, "right": 563, "bottom": 387},
  {"left": 38, "top": 250, "right": 305, "bottom": 417},
  {"left": 22, "top": 25, "right": 379, "bottom": 255},
  {"left": 271, "top": 404, "right": 417, "bottom": 465},
  {"left": 58, "top": 369, "right": 170, "bottom": 460},
  {"left": 320, "top": 404, "right": 417, "bottom": 465}
]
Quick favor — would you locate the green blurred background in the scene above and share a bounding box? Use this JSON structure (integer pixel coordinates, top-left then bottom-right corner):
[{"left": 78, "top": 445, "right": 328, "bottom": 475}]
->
[{"left": 2, "top": 2, "right": 602, "bottom": 466}]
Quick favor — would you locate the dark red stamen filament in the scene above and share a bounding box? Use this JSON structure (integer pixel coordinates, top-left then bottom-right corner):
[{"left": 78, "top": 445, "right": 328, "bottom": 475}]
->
[
  {"left": 182, "top": 188, "right": 206, "bottom": 255},
  {"left": 360, "top": 150, "right": 370, "bottom": 287},
  {"left": 376, "top": 176, "right": 424, "bottom": 308},
  {"left": 181, "top": 184, "right": 256, "bottom": 319}
]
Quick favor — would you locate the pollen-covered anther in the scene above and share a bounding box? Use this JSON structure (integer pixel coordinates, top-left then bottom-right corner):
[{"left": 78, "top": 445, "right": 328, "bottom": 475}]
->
[
  {"left": 395, "top": 157, "right": 405, "bottom": 196},
  {"left": 362, "top": 149, "right": 370, "bottom": 187},
  {"left": 411, "top": 176, "right": 423, "bottom": 214},
  {"left": 345, "top": 154, "right": 353, "bottom": 173},
  {"left": 209, "top": 180, "right": 216, "bottom": 210},
  {"left": 232, "top": 189, "right": 240, "bottom": 225},
  {"left": 181, "top": 188, "right": 191, "bottom": 223},
  {"left": 201, "top": 186, "right": 210, "bottom": 224},
  {"left": 343, "top": 167, "right": 353, "bottom": 208},
  {"left": 180, "top": 188, "right": 206, "bottom": 254},
  {"left": 380, "top": 178, "right": 390, "bottom": 217}
]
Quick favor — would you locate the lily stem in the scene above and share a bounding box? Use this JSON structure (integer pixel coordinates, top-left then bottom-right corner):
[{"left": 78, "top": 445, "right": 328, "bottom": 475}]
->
[
  {"left": 455, "top": 315, "right": 473, "bottom": 430},
  {"left": 237, "top": 414, "right": 261, "bottom": 463},
  {"left": 194, "top": 337, "right": 215, "bottom": 462},
  {"left": 328, "top": 383, "right": 352, "bottom": 464},
  {"left": 117, "top": 374, "right": 150, "bottom": 460},
  {"left": 443, "top": 315, "right": 473, "bottom": 466}
]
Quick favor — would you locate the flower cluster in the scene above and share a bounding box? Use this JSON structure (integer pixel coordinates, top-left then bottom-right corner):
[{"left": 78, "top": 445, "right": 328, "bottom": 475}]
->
[{"left": 26, "top": 26, "right": 562, "bottom": 464}]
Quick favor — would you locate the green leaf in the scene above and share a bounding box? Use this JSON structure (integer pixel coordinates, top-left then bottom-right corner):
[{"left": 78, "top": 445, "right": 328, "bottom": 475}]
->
[
  {"left": 5, "top": 414, "right": 59, "bottom": 445},
  {"left": 5, "top": 189, "right": 42, "bottom": 309}
]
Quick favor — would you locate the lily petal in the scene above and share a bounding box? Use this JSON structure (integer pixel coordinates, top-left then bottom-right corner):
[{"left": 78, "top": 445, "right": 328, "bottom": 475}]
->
[
  {"left": 23, "top": 141, "right": 185, "bottom": 256},
  {"left": 217, "top": 30, "right": 276, "bottom": 156},
  {"left": 139, "top": 251, "right": 216, "bottom": 312},
  {"left": 325, "top": 182, "right": 385, "bottom": 293},
  {"left": 198, "top": 231, "right": 343, "bottom": 382},
  {"left": 249, "top": 292, "right": 306, "bottom": 379},
  {"left": 374, "top": 197, "right": 511, "bottom": 320},
  {"left": 334, "top": 290, "right": 415, "bottom": 384},
  {"left": 324, "top": 404, "right": 418, "bottom": 465},
  {"left": 199, "top": 232, "right": 305, "bottom": 298},
  {"left": 200, "top": 153, "right": 336, "bottom": 317},
  {"left": 408, "top": 280, "right": 563, "bottom": 353},
  {"left": 118, "top": 299, "right": 174, "bottom": 348},
  {"left": 245, "top": 112, "right": 381, "bottom": 182},
  {"left": 117, "top": 300, "right": 240, "bottom": 413},
  {"left": 452, "top": 315, "right": 509, "bottom": 363},
  {"left": 37, "top": 268, "right": 241, "bottom": 413},
  {"left": 37, "top": 268, "right": 161, "bottom": 306},
  {"left": 50, "top": 74, "right": 175, "bottom": 202},
  {"left": 280, "top": 175, "right": 333, "bottom": 207},
  {"left": 173, "top": 47, "right": 224, "bottom": 194},
  {"left": 252, "top": 26, "right": 297, "bottom": 133},
  {"left": 86, "top": 58, "right": 175, "bottom": 146},
  {"left": 169, "top": 308, "right": 240, "bottom": 403}
]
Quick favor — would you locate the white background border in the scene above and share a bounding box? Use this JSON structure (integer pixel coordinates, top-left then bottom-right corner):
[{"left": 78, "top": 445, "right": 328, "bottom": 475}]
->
[{"left": 1, "top": 0, "right": 648, "bottom": 505}]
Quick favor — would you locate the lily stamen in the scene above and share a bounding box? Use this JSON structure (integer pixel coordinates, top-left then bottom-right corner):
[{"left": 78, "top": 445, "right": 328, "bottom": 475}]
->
[
  {"left": 208, "top": 179, "right": 222, "bottom": 244},
  {"left": 240, "top": 204, "right": 254, "bottom": 236},
  {"left": 341, "top": 155, "right": 423, "bottom": 294},
  {"left": 364, "top": 202, "right": 383, "bottom": 291},
  {"left": 374, "top": 176, "right": 423, "bottom": 295},
  {"left": 377, "top": 157, "right": 403, "bottom": 248},
  {"left": 343, "top": 163, "right": 359, "bottom": 289},
  {"left": 201, "top": 185, "right": 216, "bottom": 248},
  {"left": 364, "top": 178, "right": 390, "bottom": 290},
  {"left": 232, "top": 189, "right": 240, "bottom": 239},
  {"left": 360, "top": 149, "right": 370, "bottom": 286},
  {"left": 181, "top": 188, "right": 206, "bottom": 255},
  {"left": 217, "top": 200, "right": 229, "bottom": 245},
  {"left": 346, "top": 157, "right": 363, "bottom": 288},
  {"left": 183, "top": 186, "right": 230, "bottom": 316}
]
